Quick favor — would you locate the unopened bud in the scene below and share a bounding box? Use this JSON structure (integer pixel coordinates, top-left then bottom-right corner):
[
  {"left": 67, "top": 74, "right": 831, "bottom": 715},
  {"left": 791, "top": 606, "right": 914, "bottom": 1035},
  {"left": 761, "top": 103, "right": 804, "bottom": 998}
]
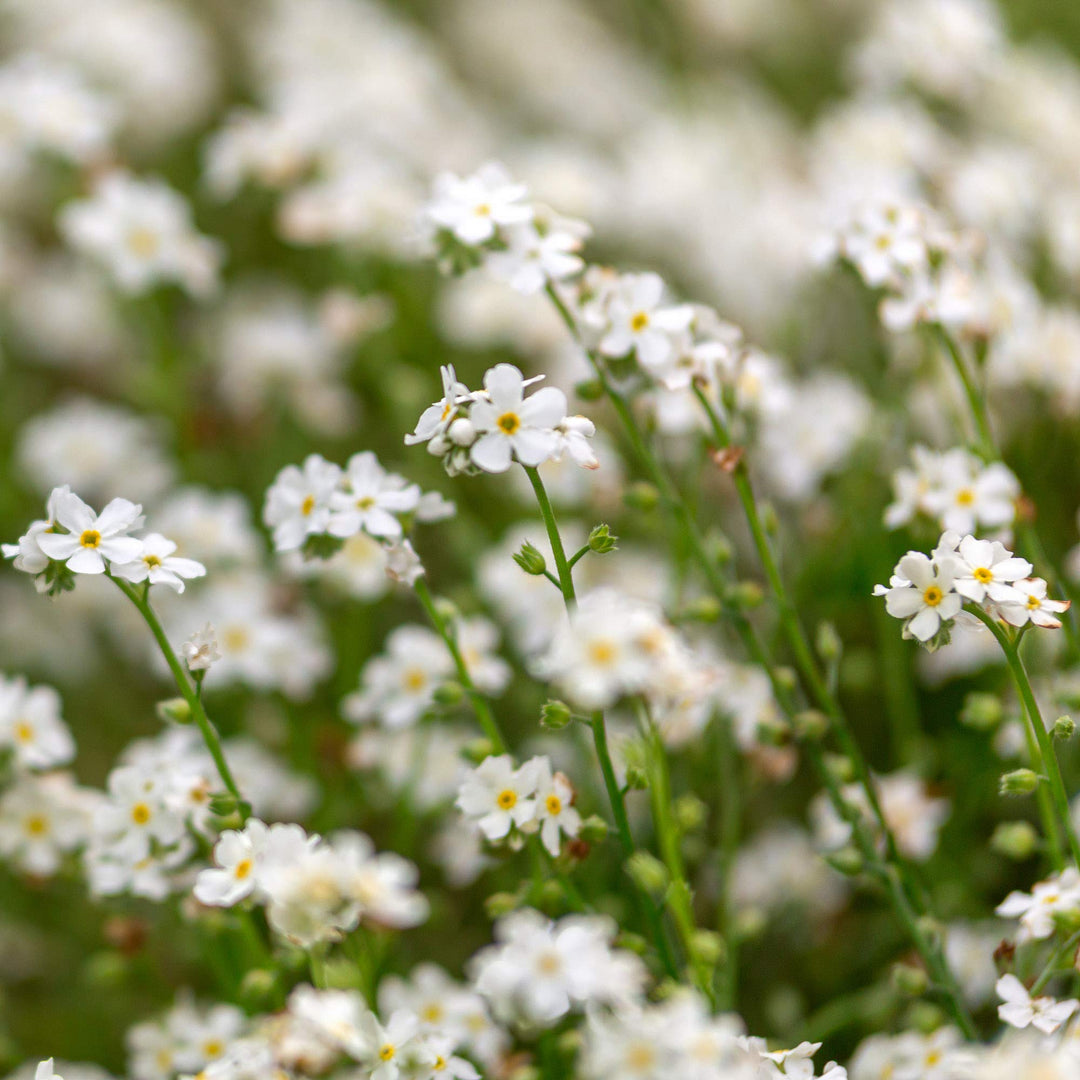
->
[
  {"left": 574, "top": 378, "right": 604, "bottom": 402},
  {"left": 960, "top": 692, "right": 1004, "bottom": 732},
  {"left": 756, "top": 714, "right": 792, "bottom": 747},
  {"left": 689, "top": 929, "right": 726, "bottom": 967},
  {"left": 623, "top": 481, "right": 660, "bottom": 511},
  {"left": 816, "top": 622, "right": 842, "bottom": 663},
  {"left": 774, "top": 667, "right": 798, "bottom": 694},
  {"left": 1053, "top": 716, "right": 1076, "bottom": 741},
  {"left": 991, "top": 821, "right": 1039, "bottom": 860},
  {"left": 578, "top": 815, "right": 609, "bottom": 843},
  {"left": 825, "top": 846, "right": 864, "bottom": 876},
  {"left": 240, "top": 969, "right": 278, "bottom": 1009},
  {"left": 679, "top": 597, "right": 723, "bottom": 623},
  {"left": 794, "top": 709, "right": 828, "bottom": 741},
  {"left": 433, "top": 681, "right": 464, "bottom": 706},
  {"left": 728, "top": 581, "right": 764, "bottom": 610},
  {"left": 447, "top": 417, "right": 476, "bottom": 447},
  {"left": 462, "top": 738, "right": 494, "bottom": 765},
  {"left": 707, "top": 534, "right": 734, "bottom": 566},
  {"left": 624, "top": 765, "right": 649, "bottom": 791},
  {"left": 513, "top": 541, "right": 547, "bottom": 576},
  {"left": 626, "top": 851, "right": 669, "bottom": 897},
  {"left": 484, "top": 892, "right": 521, "bottom": 919},
  {"left": 156, "top": 697, "right": 191, "bottom": 725},
  {"left": 540, "top": 700, "right": 573, "bottom": 730},
  {"left": 674, "top": 795, "right": 707, "bottom": 833},
  {"left": 587, "top": 523, "right": 618, "bottom": 554},
  {"left": 892, "top": 963, "right": 929, "bottom": 996},
  {"left": 823, "top": 752, "right": 854, "bottom": 785},
  {"left": 1000, "top": 768, "right": 1040, "bottom": 796}
]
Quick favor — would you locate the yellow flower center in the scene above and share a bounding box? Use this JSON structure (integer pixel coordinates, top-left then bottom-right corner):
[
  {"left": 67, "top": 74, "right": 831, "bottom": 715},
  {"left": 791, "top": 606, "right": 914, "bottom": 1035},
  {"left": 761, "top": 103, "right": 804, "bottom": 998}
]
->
[
  {"left": 79, "top": 529, "right": 102, "bottom": 548},
  {"left": 955, "top": 487, "right": 975, "bottom": 506},
  {"left": 403, "top": 668, "right": 427, "bottom": 692},
  {"left": 421, "top": 1004, "right": 444, "bottom": 1023},
  {"left": 143, "top": 554, "right": 162, "bottom": 569},
  {"left": 434, "top": 1056, "right": 447, "bottom": 1071},
  {"left": 24, "top": 814, "right": 49, "bottom": 836},
  {"left": 497, "top": 411, "right": 521, "bottom": 435},
  {"left": 626, "top": 1043, "right": 657, "bottom": 1070},
  {"left": 497, "top": 789, "right": 517, "bottom": 810},
  {"left": 234, "top": 859, "right": 253, "bottom": 880},
  {"left": 378, "top": 1044, "right": 395, "bottom": 1062},
  {"left": 536, "top": 950, "right": 561, "bottom": 974},
  {"left": 546, "top": 794, "right": 563, "bottom": 815},
  {"left": 131, "top": 802, "right": 152, "bottom": 826},
  {"left": 1027, "top": 594, "right": 1041, "bottom": 609},
  {"left": 356, "top": 495, "right": 376, "bottom": 509},
  {"left": 300, "top": 494, "right": 316, "bottom": 516},
  {"left": 630, "top": 311, "right": 650, "bottom": 332},
  {"left": 475, "top": 203, "right": 491, "bottom": 217},
  {"left": 127, "top": 227, "right": 160, "bottom": 257},
  {"left": 973, "top": 566, "right": 993, "bottom": 584},
  {"left": 202, "top": 1041, "right": 224, "bottom": 1058},
  {"left": 14, "top": 721, "right": 33, "bottom": 743},
  {"left": 588, "top": 639, "right": 617, "bottom": 666},
  {"left": 922, "top": 585, "right": 943, "bottom": 607},
  {"left": 223, "top": 625, "right": 249, "bottom": 652}
]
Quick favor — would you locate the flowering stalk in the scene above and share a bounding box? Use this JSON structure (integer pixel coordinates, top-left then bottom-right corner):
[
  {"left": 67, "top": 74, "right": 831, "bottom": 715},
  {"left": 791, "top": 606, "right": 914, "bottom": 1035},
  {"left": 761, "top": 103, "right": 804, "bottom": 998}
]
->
[
  {"left": 412, "top": 576, "right": 507, "bottom": 754},
  {"left": 110, "top": 576, "right": 249, "bottom": 821},
  {"left": 968, "top": 605, "right": 1080, "bottom": 868},
  {"left": 524, "top": 464, "right": 678, "bottom": 978}
]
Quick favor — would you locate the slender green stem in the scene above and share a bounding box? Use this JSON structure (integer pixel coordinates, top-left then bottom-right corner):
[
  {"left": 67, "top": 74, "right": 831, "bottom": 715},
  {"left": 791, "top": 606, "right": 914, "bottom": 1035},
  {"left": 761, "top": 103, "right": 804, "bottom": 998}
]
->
[
  {"left": 413, "top": 576, "right": 507, "bottom": 754},
  {"left": 712, "top": 710, "right": 740, "bottom": 1009},
  {"left": 111, "top": 577, "right": 248, "bottom": 819},
  {"left": 970, "top": 607, "right": 1080, "bottom": 867},
  {"left": 1031, "top": 929, "right": 1080, "bottom": 994},
  {"left": 524, "top": 466, "right": 576, "bottom": 605}
]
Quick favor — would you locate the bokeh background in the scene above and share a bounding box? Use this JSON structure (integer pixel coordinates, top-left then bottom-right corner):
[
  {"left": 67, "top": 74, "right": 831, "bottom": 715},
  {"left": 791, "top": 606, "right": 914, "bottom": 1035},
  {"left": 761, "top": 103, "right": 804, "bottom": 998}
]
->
[{"left": 4, "top": 0, "right": 1080, "bottom": 1070}]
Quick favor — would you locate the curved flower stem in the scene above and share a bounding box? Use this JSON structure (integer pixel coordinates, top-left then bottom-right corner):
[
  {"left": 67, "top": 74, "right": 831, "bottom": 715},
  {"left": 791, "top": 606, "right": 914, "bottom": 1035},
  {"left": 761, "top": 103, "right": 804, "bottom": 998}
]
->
[
  {"left": 522, "top": 462, "right": 678, "bottom": 977},
  {"left": 541, "top": 282, "right": 976, "bottom": 1030},
  {"left": 969, "top": 606, "right": 1080, "bottom": 868},
  {"left": 111, "top": 577, "right": 248, "bottom": 820},
  {"left": 412, "top": 576, "right": 508, "bottom": 755},
  {"left": 1031, "top": 928, "right": 1080, "bottom": 995}
]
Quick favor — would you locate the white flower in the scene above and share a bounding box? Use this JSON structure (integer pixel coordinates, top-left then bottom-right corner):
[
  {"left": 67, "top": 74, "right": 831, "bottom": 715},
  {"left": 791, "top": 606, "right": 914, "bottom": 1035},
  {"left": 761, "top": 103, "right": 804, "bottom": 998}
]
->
[
  {"left": 0, "top": 676, "right": 74, "bottom": 771},
  {"left": 426, "top": 163, "right": 533, "bottom": 246},
  {"left": 928, "top": 459, "right": 1019, "bottom": 535},
  {"left": 552, "top": 415, "right": 598, "bottom": 470},
  {"left": 995, "top": 577, "right": 1071, "bottom": 630},
  {"left": 598, "top": 273, "right": 694, "bottom": 370},
  {"left": 327, "top": 452, "right": 420, "bottom": 541},
  {"left": 878, "top": 551, "right": 963, "bottom": 642},
  {"left": 194, "top": 819, "right": 272, "bottom": 907},
  {"left": 468, "top": 364, "right": 567, "bottom": 473},
  {"left": 182, "top": 625, "right": 221, "bottom": 672},
  {"left": 59, "top": 171, "right": 222, "bottom": 297},
  {"left": 533, "top": 761, "right": 582, "bottom": 857},
  {"left": 840, "top": 201, "right": 929, "bottom": 287},
  {"left": 404, "top": 365, "right": 472, "bottom": 449},
  {"left": 486, "top": 215, "right": 587, "bottom": 294},
  {"left": 36, "top": 1060, "right": 63, "bottom": 1080},
  {"left": 997, "top": 974, "right": 1079, "bottom": 1034},
  {"left": 996, "top": 868, "right": 1080, "bottom": 941},
  {"left": 385, "top": 539, "right": 425, "bottom": 587},
  {"left": 35, "top": 489, "right": 143, "bottom": 575},
  {"left": 356, "top": 1010, "right": 420, "bottom": 1080},
  {"left": 456, "top": 755, "right": 543, "bottom": 843},
  {"left": 263, "top": 454, "right": 342, "bottom": 552},
  {"left": 112, "top": 532, "right": 207, "bottom": 593},
  {"left": 951, "top": 535, "right": 1032, "bottom": 603}
]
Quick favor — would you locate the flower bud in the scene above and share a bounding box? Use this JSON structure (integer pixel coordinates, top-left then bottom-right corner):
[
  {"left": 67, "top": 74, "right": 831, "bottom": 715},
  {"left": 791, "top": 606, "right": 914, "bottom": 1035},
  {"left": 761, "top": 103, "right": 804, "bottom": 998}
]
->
[
  {"left": 1053, "top": 715, "right": 1076, "bottom": 741},
  {"left": 959, "top": 692, "right": 1004, "bottom": 732},
  {"left": 484, "top": 891, "right": 522, "bottom": 919},
  {"left": 991, "top": 821, "right": 1039, "bottom": 860},
  {"left": 462, "top": 738, "right": 494, "bottom": 765},
  {"left": 624, "top": 765, "right": 649, "bottom": 790},
  {"left": 825, "top": 846, "right": 865, "bottom": 876},
  {"left": 707, "top": 533, "right": 733, "bottom": 566},
  {"left": 794, "top": 709, "right": 828, "bottom": 742},
  {"left": 623, "top": 481, "right": 660, "bottom": 511},
  {"left": 626, "top": 851, "right": 669, "bottom": 897},
  {"left": 578, "top": 815, "right": 609, "bottom": 843},
  {"left": 892, "top": 962, "right": 929, "bottom": 996},
  {"left": 823, "top": 752, "right": 855, "bottom": 785},
  {"left": 433, "top": 681, "right": 464, "bottom": 706},
  {"left": 447, "top": 417, "right": 476, "bottom": 446},
  {"left": 756, "top": 715, "right": 791, "bottom": 747},
  {"left": 1000, "top": 768, "right": 1040, "bottom": 796},
  {"left": 513, "top": 541, "right": 547, "bottom": 576},
  {"left": 574, "top": 378, "right": 605, "bottom": 401},
  {"left": 540, "top": 700, "right": 573, "bottom": 730},
  {"left": 689, "top": 929, "right": 726, "bottom": 967},
  {"left": 674, "top": 794, "right": 707, "bottom": 833},
  {"left": 728, "top": 581, "right": 764, "bottom": 610},
  {"left": 679, "top": 597, "right": 723, "bottom": 623},
  {"left": 240, "top": 969, "right": 279, "bottom": 1009},
  {"left": 156, "top": 697, "right": 192, "bottom": 725},
  {"left": 587, "top": 523, "right": 618, "bottom": 554},
  {"left": 816, "top": 622, "right": 842, "bottom": 663}
]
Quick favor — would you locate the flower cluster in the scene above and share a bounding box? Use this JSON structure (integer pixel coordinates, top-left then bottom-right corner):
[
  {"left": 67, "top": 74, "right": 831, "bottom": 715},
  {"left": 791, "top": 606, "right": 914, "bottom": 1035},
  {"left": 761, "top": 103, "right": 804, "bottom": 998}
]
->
[
  {"left": 876, "top": 531, "right": 1067, "bottom": 643},
  {"left": 405, "top": 362, "right": 597, "bottom": 476},
  {"left": 194, "top": 816, "right": 428, "bottom": 947},
  {"left": 4, "top": 486, "right": 206, "bottom": 596},
  {"left": 455, "top": 754, "right": 582, "bottom": 858}
]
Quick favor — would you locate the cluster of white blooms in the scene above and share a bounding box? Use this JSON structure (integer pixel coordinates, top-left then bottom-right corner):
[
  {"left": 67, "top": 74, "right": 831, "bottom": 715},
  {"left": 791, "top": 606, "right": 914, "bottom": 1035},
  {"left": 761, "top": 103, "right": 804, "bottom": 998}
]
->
[
  {"left": 877, "top": 531, "right": 1067, "bottom": 644},
  {"left": 194, "top": 816, "right": 427, "bottom": 947},
  {"left": 0, "top": 772, "right": 96, "bottom": 877},
  {"left": 996, "top": 867, "right": 1080, "bottom": 942},
  {"left": 468, "top": 908, "right": 646, "bottom": 1027},
  {"left": 262, "top": 452, "right": 452, "bottom": 588},
  {"left": 4, "top": 486, "right": 206, "bottom": 597},
  {"left": 885, "top": 446, "right": 1020, "bottom": 535},
  {"left": 60, "top": 172, "right": 222, "bottom": 298},
  {"left": 405, "top": 362, "right": 596, "bottom": 476},
  {"left": 811, "top": 770, "right": 950, "bottom": 862},
  {"left": 342, "top": 620, "right": 509, "bottom": 730},
  {"left": 539, "top": 587, "right": 716, "bottom": 722},
  {"left": 996, "top": 974, "right": 1078, "bottom": 1036},
  {"left": 0, "top": 674, "right": 74, "bottom": 771},
  {"left": 455, "top": 754, "right": 581, "bottom": 858},
  {"left": 127, "top": 996, "right": 246, "bottom": 1080}
]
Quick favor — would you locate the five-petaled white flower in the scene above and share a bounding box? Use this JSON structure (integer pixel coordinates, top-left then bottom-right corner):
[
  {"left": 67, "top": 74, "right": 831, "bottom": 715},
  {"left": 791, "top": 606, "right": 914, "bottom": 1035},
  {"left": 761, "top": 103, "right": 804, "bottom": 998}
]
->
[
  {"left": 880, "top": 551, "right": 962, "bottom": 642},
  {"left": 36, "top": 490, "right": 143, "bottom": 575},
  {"left": 111, "top": 533, "right": 207, "bottom": 593},
  {"left": 426, "top": 163, "right": 533, "bottom": 246},
  {"left": 996, "top": 974, "right": 1079, "bottom": 1034},
  {"left": 327, "top": 452, "right": 420, "bottom": 541}
]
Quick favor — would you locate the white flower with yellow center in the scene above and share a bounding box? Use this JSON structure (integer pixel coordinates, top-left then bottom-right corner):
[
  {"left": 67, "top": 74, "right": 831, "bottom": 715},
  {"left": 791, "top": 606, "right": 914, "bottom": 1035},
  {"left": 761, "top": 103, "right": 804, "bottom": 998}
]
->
[
  {"left": 456, "top": 755, "right": 542, "bottom": 843},
  {"left": 599, "top": 272, "right": 694, "bottom": 370},
  {"left": 950, "top": 534, "right": 1032, "bottom": 603},
  {"left": 263, "top": 453, "right": 342, "bottom": 552},
  {"left": 112, "top": 532, "right": 207, "bottom": 593},
  {"left": 532, "top": 761, "right": 582, "bottom": 857},
  {"left": 194, "top": 819, "right": 270, "bottom": 907},
  {"left": 356, "top": 1009, "right": 420, "bottom": 1080},
  {"left": 0, "top": 676, "right": 74, "bottom": 771},
  {"left": 996, "top": 868, "right": 1080, "bottom": 941},
  {"left": 878, "top": 551, "right": 962, "bottom": 642},
  {"left": 468, "top": 363, "right": 567, "bottom": 474},
  {"left": 94, "top": 766, "right": 185, "bottom": 862},
  {"left": 994, "top": 576, "right": 1071, "bottom": 630},
  {"left": 35, "top": 489, "right": 143, "bottom": 575},
  {"left": 326, "top": 451, "right": 420, "bottom": 541},
  {"left": 425, "top": 162, "right": 533, "bottom": 246}
]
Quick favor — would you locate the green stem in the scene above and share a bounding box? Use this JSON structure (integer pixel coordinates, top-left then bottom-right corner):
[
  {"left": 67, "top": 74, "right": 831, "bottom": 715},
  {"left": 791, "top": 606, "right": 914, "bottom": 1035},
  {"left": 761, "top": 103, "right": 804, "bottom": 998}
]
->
[
  {"left": 524, "top": 466, "right": 576, "bottom": 605},
  {"left": 712, "top": 710, "right": 740, "bottom": 1009},
  {"left": 1032, "top": 929, "right": 1080, "bottom": 995},
  {"left": 971, "top": 607, "right": 1080, "bottom": 867},
  {"left": 413, "top": 576, "right": 507, "bottom": 754},
  {"left": 112, "top": 577, "right": 248, "bottom": 819}
]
